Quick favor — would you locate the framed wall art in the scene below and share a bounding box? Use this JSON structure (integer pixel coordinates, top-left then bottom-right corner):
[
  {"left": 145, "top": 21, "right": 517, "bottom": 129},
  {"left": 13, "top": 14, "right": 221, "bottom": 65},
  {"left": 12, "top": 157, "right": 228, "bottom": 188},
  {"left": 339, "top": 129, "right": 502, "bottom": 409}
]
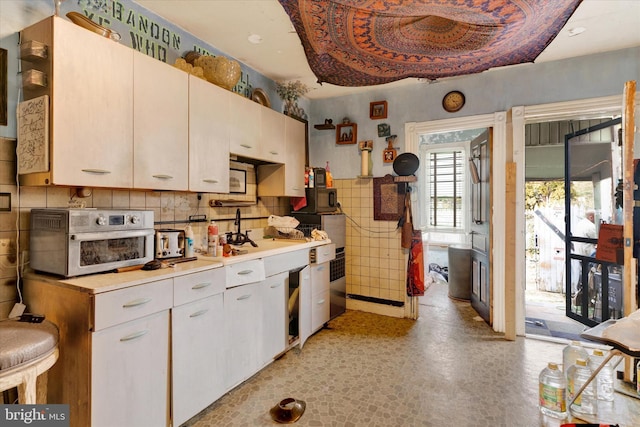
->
[
  {"left": 377, "top": 123, "right": 390, "bottom": 137},
  {"left": 370, "top": 100, "right": 387, "bottom": 119},
  {"left": 373, "top": 174, "right": 406, "bottom": 221},
  {"left": 336, "top": 122, "right": 357, "bottom": 144},
  {"left": 229, "top": 168, "right": 247, "bottom": 194}
]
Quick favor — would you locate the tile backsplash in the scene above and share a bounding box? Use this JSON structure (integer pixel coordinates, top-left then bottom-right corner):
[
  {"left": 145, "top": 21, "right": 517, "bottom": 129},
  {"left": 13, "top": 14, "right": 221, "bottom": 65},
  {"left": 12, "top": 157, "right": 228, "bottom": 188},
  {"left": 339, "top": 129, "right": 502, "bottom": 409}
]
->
[{"left": 333, "top": 178, "right": 405, "bottom": 303}]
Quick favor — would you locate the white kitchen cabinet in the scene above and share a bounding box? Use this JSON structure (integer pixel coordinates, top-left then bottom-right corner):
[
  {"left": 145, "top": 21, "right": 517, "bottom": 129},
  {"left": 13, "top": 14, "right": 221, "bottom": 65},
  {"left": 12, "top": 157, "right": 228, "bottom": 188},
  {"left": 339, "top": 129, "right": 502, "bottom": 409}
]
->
[
  {"left": 310, "top": 262, "right": 331, "bottom": 334},
  {"left": 133, "top": 51, "right": 188, "bottom": 190},
  {"left": 189, "top": 75, "right": 230, "bottom": 193},
  {"left": 229, "top": 93, "right": 261, "bottom": 158},
  {"left": 284, "top": 116, "right": 307, "bottom": 196},
  {"left": 298, "top": 265, "right": 312, "bottom": 348},
  {"left": 261, "top": 272, "right": 288, "bottom": 366},
  {"left": 19, "top": 16, "right": 134, "bottom": 188},
  {"left": 224, "top": 281, "right": 263, "bottom": 389},
  {"left": 260, "top": 106, "right": 285, "bottom": 163},
  {"left": 172, "top": 294, "right": 225, "bottom": 426},
  {"left": 172, "top": 268, "right": 226, "bottom": 426},
  {"left": 92, "top": 310, "right": 170, "bottom": 427},
  {"left": 257, "top": 115, "right": 306, "bottom": 197}
]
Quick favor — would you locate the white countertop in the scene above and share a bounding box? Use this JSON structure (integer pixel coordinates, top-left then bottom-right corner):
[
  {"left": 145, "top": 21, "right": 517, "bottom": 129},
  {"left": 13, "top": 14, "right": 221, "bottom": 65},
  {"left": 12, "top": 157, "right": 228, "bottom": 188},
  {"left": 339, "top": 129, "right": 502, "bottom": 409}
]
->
[
  {"left": 26, "top": 238, "right": 331, "bottom": 294},
  {"left": 198, "top": 238, "right": 329, "bottom": 265}
]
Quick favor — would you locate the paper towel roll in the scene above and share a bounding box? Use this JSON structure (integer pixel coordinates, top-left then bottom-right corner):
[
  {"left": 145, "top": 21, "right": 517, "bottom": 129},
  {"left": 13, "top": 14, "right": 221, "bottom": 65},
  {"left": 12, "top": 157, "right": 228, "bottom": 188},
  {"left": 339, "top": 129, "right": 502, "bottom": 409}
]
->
[{"left": 361, "top": 150, "right": 369, "bottom": 176}]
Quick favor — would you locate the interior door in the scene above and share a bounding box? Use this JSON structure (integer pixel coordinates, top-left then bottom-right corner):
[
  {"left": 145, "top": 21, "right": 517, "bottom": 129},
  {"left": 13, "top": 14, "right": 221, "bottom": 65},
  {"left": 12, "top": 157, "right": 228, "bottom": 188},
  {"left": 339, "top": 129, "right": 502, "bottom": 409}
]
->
[
  {"left": 470, "top": 130, "right": 492, "bottom": 323},
  {"left": 564, "top": 118, "right": 623, "bottom": 327}
]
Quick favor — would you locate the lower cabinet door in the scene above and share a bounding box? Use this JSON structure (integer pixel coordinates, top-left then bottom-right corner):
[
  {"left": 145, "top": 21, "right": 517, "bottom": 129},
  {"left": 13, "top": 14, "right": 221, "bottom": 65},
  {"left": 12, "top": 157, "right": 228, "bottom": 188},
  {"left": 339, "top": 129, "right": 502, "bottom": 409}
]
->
[
  {"left": 261, "top": 272, "right": 287, "bottom": 366},
  {"left": 311, "top": 289, "right": 331, "bottom": 333},
  {"left": 91, "top": 310, "right": 170, "bottom": 427},
  {"left": 224, "top": 282, "right": 262, "bottom": 389},
  {"left": 172, "top": 294, "right": 225, "bottom": 426}
]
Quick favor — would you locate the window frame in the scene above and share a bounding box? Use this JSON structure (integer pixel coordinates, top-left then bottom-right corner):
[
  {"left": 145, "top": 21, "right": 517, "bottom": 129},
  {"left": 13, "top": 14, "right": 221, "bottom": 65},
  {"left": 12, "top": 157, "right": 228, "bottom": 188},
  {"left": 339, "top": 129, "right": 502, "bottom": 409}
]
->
[{"left": 420, "top": 141, "right": 470, "bottom": 236}]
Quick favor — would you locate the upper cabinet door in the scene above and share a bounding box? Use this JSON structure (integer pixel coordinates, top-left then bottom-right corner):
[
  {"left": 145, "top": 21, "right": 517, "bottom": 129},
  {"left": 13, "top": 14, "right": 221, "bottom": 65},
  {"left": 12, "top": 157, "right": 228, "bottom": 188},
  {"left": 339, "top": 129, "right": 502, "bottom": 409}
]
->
[
  {"left": 284, "top": 116, "right": 306, "bottom": 197},
  {"left": 229, "top": 94, "right": 261, "bottom": 158},
  {"left": 260, "top": 107, "right": 285, "bottom": 163},
  {"left": 188, "top": 76, "right": 230, "bottom": 193},
  {"left": 51, "top": 17, "right": 134, "bottom": 188},
  {"left": 133, "top": 52, "right": 189, "bottom": 190}
]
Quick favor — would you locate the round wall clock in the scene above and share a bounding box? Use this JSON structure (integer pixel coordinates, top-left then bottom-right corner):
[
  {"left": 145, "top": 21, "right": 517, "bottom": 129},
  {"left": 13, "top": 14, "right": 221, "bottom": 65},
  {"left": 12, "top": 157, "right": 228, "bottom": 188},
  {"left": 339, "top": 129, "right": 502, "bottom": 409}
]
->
[{"left": 442, "top": 90, "right": 465, "bottom": 113}]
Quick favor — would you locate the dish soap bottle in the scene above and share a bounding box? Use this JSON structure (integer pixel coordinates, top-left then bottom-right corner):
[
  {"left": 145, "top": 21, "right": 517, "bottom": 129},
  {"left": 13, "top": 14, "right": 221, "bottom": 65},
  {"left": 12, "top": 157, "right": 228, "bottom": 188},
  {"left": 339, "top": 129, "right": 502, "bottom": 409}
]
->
[
  {"left": 184, "top": 224, "right": 195, "bottom": 258},
  {"left": 325, "top": 161, "right": 333, "bottom": 188},
  {"left": 308, "top": 168, "right": 315, "bottom": 188}
]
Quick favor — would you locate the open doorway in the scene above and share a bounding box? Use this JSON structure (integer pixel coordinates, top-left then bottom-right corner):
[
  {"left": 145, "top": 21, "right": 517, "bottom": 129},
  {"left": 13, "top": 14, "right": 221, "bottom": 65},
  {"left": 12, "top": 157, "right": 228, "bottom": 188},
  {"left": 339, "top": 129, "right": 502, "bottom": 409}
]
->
[{"left": 523, "top": 118, "right": 622, "bottom": 341}]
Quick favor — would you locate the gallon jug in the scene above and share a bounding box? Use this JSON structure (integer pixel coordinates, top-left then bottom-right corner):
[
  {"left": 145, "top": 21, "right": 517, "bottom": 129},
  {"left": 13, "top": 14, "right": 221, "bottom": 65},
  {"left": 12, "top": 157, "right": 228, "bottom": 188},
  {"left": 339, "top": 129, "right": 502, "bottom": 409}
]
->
[
  {"left": 588, "top": 349, "right": 614, "bottom": 401},
  {"left": 567, "top": 358, "right": 597, "bottom": 415},
  {"left": 562, "top": 340, "right": 588, "bottom": 375},
  {"left": 539, "top": 362, "right": 567, "bottom": 419}
]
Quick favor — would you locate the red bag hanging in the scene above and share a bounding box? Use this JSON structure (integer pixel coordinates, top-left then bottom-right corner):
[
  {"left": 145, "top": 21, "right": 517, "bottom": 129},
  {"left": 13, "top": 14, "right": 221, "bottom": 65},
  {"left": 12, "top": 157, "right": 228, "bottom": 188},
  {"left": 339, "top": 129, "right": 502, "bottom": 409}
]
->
[{"left": 406, "top": 230, "right": 425, "bottom": 296}]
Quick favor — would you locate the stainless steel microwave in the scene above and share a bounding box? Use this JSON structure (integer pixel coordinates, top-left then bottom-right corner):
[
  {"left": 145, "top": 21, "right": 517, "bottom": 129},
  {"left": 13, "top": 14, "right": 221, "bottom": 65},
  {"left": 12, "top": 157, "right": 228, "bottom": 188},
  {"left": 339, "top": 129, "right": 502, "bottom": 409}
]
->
[{"left": 294, "top": 187, "right": 338, "bottom": 213}]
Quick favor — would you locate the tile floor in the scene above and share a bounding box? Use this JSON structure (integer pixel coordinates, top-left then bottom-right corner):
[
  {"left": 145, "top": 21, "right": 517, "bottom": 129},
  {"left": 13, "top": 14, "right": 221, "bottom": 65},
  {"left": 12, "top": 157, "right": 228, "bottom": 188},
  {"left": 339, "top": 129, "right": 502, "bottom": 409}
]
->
[{"left": 186, "top": 281, "right": 640, "bottom": 427}]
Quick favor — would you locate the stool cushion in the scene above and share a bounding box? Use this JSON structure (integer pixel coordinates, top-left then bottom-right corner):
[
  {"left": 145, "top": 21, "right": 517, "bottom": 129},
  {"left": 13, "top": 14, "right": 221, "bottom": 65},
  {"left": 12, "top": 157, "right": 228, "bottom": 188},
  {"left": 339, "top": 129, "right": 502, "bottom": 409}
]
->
[{"left": 0, "top": 319, "right": 59, "bottom": 372}]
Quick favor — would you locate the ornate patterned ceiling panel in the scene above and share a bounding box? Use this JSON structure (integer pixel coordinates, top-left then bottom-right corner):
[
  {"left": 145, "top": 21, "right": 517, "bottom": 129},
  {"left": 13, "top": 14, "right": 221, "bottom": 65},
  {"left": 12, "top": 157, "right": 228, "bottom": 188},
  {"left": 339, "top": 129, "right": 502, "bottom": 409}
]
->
[{"left": 278, "top": 0, "right": 583, "bottom": 86}]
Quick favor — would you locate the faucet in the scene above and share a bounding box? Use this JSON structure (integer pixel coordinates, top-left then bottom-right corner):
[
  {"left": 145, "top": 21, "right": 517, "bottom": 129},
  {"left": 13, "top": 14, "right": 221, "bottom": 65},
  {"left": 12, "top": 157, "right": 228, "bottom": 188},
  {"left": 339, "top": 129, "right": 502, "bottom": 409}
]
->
[
  {"left": 226, "top": 209, "right": 258, "bottom": 247},
  {"left": 234, "top": 208, "right": 242, "bottom": 237}
]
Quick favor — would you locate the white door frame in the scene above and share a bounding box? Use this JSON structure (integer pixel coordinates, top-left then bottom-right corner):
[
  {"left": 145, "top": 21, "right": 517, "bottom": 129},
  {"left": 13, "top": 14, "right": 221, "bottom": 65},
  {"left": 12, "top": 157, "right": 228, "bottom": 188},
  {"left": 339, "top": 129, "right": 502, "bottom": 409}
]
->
[
  {"left": 406, "top": 112, "right": 507, "bottom": 331},
  {"left": 512, "top": 94, "right": 633, "bottom": 336}
]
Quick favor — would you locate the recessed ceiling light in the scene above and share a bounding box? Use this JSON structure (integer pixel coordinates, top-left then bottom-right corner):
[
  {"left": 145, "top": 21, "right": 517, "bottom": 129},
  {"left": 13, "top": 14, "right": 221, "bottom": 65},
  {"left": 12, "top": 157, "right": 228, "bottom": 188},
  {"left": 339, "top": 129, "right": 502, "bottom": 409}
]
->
[
  {"left": 567, "top": 27, "right": 586, "bottom": 37},
  {"left": 248, "top": 34, "right": 263, "bottom": 44}
]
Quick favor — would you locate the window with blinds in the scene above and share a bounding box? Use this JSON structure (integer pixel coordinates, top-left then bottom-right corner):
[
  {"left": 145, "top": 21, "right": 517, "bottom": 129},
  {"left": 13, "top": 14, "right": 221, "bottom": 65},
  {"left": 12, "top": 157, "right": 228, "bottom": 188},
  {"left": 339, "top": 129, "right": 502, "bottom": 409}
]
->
[{"left": 429, "top": 150, "right": 464, "bottom": 229}]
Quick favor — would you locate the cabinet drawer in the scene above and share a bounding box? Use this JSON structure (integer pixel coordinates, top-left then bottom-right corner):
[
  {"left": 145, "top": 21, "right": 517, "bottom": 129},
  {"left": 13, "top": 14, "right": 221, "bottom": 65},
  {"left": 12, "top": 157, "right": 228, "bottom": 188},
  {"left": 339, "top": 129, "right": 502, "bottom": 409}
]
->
[
  {"left": 225, "top": 259, "right": 266, "bottom": 288},
  {"left": 174, "top": 268, "right": 226, "bottom": 306},
  {"left": 314, "top": 244, "right": 335, "bottom": 264},
  {"left": 93, "top": 279, "right": 173, "bottom": 331},
  {"left": 311, "top": 263, "right": 330, "bottom": 293},
  {"left": 264, "top": 249, "right": 309, "bottom": 277}
]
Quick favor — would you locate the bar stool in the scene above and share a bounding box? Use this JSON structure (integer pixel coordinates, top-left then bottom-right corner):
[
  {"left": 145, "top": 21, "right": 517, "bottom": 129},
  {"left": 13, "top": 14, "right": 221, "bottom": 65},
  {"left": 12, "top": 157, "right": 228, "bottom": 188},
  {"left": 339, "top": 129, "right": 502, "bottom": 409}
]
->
[{"left": 0, "top": 319, "right": 59, "bottom": 403}]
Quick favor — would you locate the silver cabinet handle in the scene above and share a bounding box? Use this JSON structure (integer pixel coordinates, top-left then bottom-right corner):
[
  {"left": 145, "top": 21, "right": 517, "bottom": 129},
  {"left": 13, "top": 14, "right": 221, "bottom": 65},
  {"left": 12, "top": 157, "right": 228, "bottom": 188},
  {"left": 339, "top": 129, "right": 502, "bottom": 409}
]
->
[
  {"left": 192, "top": 282, "right": 212, "bottom": 290},
  {"left": 237, "top": 294, "right": 251, "bottom": 301},
  {"left": 269, "top": 150, "right": 278, "bottom": 155},
  {"left": 317, "top": 299, "right": 325, "bottom": 305},
  {"left": 237, "top": 270, "right": 253, "bottom": 275},
  {"left": 122, "top": 297, "right": 152, "bottom": 308},
  {"left": 240, "top": 144, "right": 253, "bottom": 149},
  {"left": 203, "top": 179, "right": 219, "bottom": 184},
  {"left": 270, "top": 283, "right": 282, "bottom": 289},
  {"left": 81, "top": 168, "right": 111, "bottom": 174},
  {"left": 119, "top": 330, "right": 148, "bottom": 342},
  {"left": 317, "top": 266, "right": 325, "bottom": 271},
  {"left": 152, "top": 174, "right": 173, "bottom": 180},
  {"left": 189, "top": 309, "right": 209, "bottom": 318}
]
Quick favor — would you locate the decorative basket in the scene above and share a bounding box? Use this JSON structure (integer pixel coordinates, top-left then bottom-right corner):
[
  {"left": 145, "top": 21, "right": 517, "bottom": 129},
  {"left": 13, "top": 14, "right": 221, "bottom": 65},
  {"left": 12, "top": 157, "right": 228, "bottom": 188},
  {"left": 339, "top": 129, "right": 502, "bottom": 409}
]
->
[{"left": 194, "top": 55, "right": 241, "bottom": 90}]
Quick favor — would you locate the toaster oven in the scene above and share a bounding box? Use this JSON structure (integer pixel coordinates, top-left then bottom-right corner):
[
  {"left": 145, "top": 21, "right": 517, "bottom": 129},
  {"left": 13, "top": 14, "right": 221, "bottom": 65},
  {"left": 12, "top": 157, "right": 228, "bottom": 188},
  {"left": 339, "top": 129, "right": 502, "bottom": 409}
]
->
[{"left": 30, "top": 208, "right": 155, "bottom": 277}]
